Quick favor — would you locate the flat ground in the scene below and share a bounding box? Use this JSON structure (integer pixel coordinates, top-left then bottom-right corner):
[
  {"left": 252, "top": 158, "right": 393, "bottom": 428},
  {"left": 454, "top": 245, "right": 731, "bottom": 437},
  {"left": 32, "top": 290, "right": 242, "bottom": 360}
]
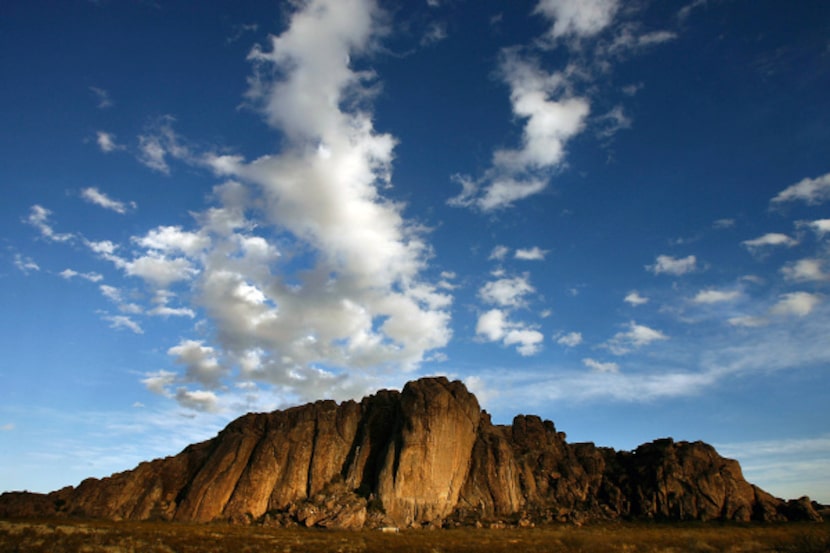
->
[{"left": 1, "top": 518, "right": 828, "bottom": 553}]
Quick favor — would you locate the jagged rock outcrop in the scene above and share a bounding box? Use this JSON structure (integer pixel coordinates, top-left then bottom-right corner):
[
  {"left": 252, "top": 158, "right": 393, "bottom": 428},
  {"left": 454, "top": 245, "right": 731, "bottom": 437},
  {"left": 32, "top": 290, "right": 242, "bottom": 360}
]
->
[{"left": 0, "top": 377, "right": 822, "bottom": 527}]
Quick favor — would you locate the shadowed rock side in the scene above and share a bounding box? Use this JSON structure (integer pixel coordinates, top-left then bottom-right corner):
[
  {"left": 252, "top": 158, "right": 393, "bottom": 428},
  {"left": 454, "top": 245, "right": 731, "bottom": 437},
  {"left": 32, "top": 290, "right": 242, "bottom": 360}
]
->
[{"left": 0, "top": 377, "right": 823, "bottom": 527}]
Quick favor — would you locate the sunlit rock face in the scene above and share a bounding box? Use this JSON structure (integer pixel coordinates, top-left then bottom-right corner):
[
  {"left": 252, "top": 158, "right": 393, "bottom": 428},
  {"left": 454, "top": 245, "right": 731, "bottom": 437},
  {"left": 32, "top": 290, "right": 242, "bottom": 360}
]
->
[{"left": 0, "top": 377, "right": 822, "bottom": 527}]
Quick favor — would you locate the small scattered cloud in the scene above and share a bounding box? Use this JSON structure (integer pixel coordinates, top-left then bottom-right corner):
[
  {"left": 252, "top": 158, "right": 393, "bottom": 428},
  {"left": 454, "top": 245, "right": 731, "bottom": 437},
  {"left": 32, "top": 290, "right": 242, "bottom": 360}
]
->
[
  {"left": 803, "top": 218, "right": 830, "bottom": 237},
  {"left": 713, "top": 218, "right": 736, "bottom": 229},
  {"left": 555, "top": 331, "right": 583, "bottom": 347},
  {"left": 25, "top": 205, "right": 74, "bottom": 243},
  {"left": 692, "top": 289, "right": 741, "bottom": 304},
  {"left": 647, "top": 254, "right": 697, "bottom": 276},
  {"left": 420, "top": 21, "right": 448, "bottom": 46},
  {"left": 13, "top": 254, "right": 40, "bottom": 274},
  {"left": 770, "top": 292, "right": 822, "bottom": 318},
  {"left": 742, "top": 232, "right": 798, "bottom": 253},
  {"left": 535, "top": 0, "right": 619, "bottom": 40},
  {"left": 624, "top": 291, "right": 649, "bottom": 306},
  {"left": 781, "top": 258, "right": 828, "bottom": 282},
  {"left": 136, "top": 116, "right": 191, "bottom": 175},
  {"left": 95, "top": 131, "right": 124, "bottom": 153},
  {"left": 226, "top": 23, "right": 258, "bottom": 44},
  {"left": 0, "top": 423, "right": 14, "bottom": 432},
  {"left": 103, "top": 314, "right": 144, "bottom": 334},
  {"left": 476, "top": 308, "right": 544, "bottom": 356},
  {"left": 142, "top": 370, "right": 177, "bottom": 396},
  {"left": 81, "top": 187, "right": 135, "bottom": 214},
  {"left": 175, "top": 388, "right": 220, "bottom": 412},
  {"left": 678, "top": 0, "right": 708, "bottom": 22},
  {"left": 728, "top": 315, "right": 768, "bottom": 328},
  {"left": 583, "top": 357, "right": 619, "bottom": 373},
  {"left": 514, "top": 246, "right": 548, "bottom": 261},
  {"left": 89, "top": 86, "right": 113, "bottom": 109},
  {"left": 771, "top": 172, "right": 830, "bottom": 206},
  {"left": 479, "top": 274, "right": 535, "bottom": 308},
  {"left": 595, "top": 105, "right": 631, "bottom": 138},
  {"left": 606, "top": 321, "right": 668, "bottom": 355},
  {"left": 489, "top": 245, "right": 510, "bottom": 261},
  {"left": 59, "top": 268, "right": 103, "bottom": 282}
]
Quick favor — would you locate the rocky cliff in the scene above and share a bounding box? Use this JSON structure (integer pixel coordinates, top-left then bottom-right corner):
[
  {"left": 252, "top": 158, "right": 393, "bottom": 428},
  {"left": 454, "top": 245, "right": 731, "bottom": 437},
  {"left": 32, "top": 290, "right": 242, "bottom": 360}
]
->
[{"left": 0, "top": 377, "right": 822, "bottom": 527}]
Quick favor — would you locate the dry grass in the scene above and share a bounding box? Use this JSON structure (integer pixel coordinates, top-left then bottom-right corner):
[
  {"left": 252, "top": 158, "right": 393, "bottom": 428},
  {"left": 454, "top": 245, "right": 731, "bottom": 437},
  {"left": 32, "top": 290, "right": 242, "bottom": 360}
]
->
[{"left": 1, "top": 518, "right": 828, "bottom": 553}]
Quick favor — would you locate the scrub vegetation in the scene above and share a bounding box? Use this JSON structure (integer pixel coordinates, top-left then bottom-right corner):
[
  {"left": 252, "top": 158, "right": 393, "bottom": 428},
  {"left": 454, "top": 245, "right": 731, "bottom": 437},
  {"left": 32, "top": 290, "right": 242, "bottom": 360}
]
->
[{"left": 1, "top": 519, "right": 828, "bottom": 553}]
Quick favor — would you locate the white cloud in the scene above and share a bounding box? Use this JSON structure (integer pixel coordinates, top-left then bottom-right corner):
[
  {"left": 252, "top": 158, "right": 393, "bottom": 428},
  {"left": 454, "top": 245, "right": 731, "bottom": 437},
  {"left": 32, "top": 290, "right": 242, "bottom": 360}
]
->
[
  {"left": 624, "top": 291, "right": 649, "bottom": 306},
  {"left": 95, "top": 131, "right": 123, "bottom": 153},
  {"left": 13, "top": 254, "right": 39, "bottom": 274},
  {"left": 771, "top": 172, "right": 830, "bottom": 205},
  {"left": 781, "top": 258, "right": 828, "bottom": 282},
  {"left": 692, "top": 289, "right": 741, "bottom": 304},
  {"left": 476, "top": 309, "right": 543, "bottom": 356},
  {"left": 136, "top": 116, "right": 191, "bottom": 175},
  {"left": 103, "top": 314, "right": 143, "bottom": 334},
  {"left": 476, "top": 309, "right": 507, "bottom": 341},
  {"left": 60, "top": 269, "right": 103, "bottom": 282},
  {"left": 514, "top": 246, "right": 548, "bottom": 260},
  {"left": 124, "top": 253, "right": 198, "bottom": 289},
  {"left": 81, "top": 187, "right": 133, "bottom": 214},
  {"left": 0, "top": 423, "right": 14, "bottom": 432},
  {"left": 149, "top": 305, "right": 195, "bottom": 318},
  {"left": 583, "top": 357, "right": 619, "bottom": 373},
  {"left": 742, "top": 232, "right": 798, "bottom": 252},
  {"left": 606, "top": 321, "right": 668, "bottom": 355},
  {"left": 479, "top": 274, "right": 535, "bottom": 307},
  {"left": 770, "top": 292, "right": 822, "bottom": 318},
  {"left": 448, "top": 51, "right": 590, "bottom": 211},
  {"left": 25, "top": 205, "right": 74, "bottom": 243},
  {"left": 171, "top": 0, "right": 452, "bottom": 398},
  {"left": 489, "top": 245, "right": 510, "bottom": 261},
  {"left": 647, "top": 254, "right": 697, "bottom": 276},
  {"left": 503, "top": 328, "right": 545, "bottom": 356},
  {"left": 804, "top": 218, "right": 830, "bottom": 237},
  {"left": 555, "top": 331, "right": 583, "bottom": 347},
  {"left": 134, "top": 226, "right": 210, "bottom": 256},
  {"left": 535, "top": 0, "right": 619, "bottom": 39}
]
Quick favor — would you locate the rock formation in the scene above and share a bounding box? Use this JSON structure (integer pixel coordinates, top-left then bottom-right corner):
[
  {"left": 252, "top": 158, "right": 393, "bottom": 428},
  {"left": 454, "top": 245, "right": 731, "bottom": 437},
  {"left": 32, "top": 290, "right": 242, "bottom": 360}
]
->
[{"left": 0, "top": 377, "right": 822, "bottom": 527}]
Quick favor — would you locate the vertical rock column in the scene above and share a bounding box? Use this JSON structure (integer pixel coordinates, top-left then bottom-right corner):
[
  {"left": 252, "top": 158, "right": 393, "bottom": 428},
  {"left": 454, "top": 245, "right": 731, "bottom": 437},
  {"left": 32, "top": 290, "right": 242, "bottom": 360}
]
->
[{"left": 377, "top": 377, "right": 481, "bottom": 526}]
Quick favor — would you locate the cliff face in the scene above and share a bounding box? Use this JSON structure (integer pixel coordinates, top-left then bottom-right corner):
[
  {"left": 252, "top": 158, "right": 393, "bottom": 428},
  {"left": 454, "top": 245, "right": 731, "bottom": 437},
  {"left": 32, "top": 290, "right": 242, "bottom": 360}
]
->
[{"left": 0, "top": 377, "right": 822, "bottom": 527}]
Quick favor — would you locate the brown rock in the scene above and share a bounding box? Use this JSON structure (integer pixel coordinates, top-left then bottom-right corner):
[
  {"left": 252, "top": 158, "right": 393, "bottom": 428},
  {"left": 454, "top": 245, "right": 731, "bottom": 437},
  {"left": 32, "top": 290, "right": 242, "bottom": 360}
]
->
[{"left": 0, "top": 377, "right": 819, "bottom": 527}]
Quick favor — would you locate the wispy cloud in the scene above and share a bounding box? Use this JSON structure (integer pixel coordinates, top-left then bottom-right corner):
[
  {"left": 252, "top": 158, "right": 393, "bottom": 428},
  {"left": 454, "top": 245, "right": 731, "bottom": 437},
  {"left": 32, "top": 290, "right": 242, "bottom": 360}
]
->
[
  {"left": 89, "top": 86, "right": 113, "bottom": 109},
  {"left": 81, "top": 187, "right": 135, "bottom": 214},
  {"left": 771, "top": 171, "right": 830, "bottom": 205},
  {"left": 13, "top": 253, "right": 40, "bottom": 274},
  {"left": 95, "top": 131, "right": 124, "bottom": 153},
  {"left": 24, "top": 205, "right": 74, "bottom": 243}
]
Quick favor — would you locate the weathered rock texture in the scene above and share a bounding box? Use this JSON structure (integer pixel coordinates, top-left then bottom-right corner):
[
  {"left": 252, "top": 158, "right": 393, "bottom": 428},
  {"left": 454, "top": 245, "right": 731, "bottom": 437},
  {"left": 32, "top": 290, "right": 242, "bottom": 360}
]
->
[{"left": 0, "top": 377, "right": 822, "bottom": 527}]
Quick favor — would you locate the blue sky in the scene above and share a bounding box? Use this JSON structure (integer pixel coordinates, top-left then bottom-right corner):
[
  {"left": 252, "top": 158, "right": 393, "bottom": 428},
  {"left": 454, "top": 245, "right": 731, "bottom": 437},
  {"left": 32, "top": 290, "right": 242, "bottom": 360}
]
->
[{"left": 2, "top": 0, "right": 829, "bottom": 503}]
